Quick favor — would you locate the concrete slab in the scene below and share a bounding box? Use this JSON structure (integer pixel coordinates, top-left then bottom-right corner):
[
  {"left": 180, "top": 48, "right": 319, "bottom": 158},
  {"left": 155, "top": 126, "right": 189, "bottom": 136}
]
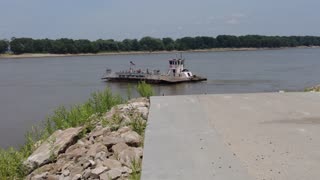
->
[{"left": 141, "top": 93, "right": 320, "bottom": 180}]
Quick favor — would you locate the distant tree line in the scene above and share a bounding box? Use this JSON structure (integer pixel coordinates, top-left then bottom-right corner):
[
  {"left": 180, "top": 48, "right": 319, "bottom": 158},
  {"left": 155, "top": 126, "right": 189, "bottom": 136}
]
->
[
  {"left": 0, "top": 40, "right": 9, "bottom": 54},
  {"left": 1, "top": 35, "right": 320, "bottom": 54}
]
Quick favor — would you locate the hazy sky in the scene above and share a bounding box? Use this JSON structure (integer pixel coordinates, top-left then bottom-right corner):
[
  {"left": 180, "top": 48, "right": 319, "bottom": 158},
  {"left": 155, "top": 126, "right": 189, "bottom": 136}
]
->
[{"left": 1, "top": 0, "right": 319, "bottom": 40}]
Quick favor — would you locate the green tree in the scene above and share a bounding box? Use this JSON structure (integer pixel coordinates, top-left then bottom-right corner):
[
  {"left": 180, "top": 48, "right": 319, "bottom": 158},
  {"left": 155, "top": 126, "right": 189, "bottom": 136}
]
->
[
  {"left": 200, "top": 36, "right": 217, "bottom": 48},
  {"left": 131, "top": 39, "right": 140, "bottom": 51},
  {"left": 194, "top": 36, "right": 206, "bottom": 49},
  {"left": 50, "top": 38, "right": 77, "bottom": 54},
  {"left": 139, "top": 37, "right": 164, "bottom": 51},
  {"left": 121, "top": 39, "right": 134, "bottom": 51},
  {"left": 10, "top": 38, "right": 34, "bottom": 54},
  {"left": 175, "top": 37, "right": 196, "bottom": 50},
  {"left": 74, "top": 39, "right": 95, "bottom": 53},
  {"left": 95, "top": 39, "right": 119, "bottom": 52},
  {"left": 216, "top": 35, "right": 240, "bottom": 48},
  {"left": 90, "top": 41, "right": 99, "bottom": 53},
  {"left": 0, "top": 40, "right": 8, "bottom": 54},
  {"left": 33, "top": 39, "right": 53, "bottom": 53},
  {"left": 162, "top": 37, "right": 175, "bottom": 51}
]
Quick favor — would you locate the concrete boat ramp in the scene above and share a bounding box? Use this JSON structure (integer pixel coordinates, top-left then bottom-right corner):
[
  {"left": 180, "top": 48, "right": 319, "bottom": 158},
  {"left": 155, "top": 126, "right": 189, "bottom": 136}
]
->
[{"left": 141, "top": 93, "right": 320, "bottom": 180}]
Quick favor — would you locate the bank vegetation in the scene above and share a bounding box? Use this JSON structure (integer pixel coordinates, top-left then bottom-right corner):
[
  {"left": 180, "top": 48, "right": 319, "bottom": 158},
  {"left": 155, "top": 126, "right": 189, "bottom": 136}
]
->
[
  {"left": 1, "top": 35, "right": 320, "bottom": 55},
  {"left": 0, "top": 82, "right": 154, "bottom": 179}
]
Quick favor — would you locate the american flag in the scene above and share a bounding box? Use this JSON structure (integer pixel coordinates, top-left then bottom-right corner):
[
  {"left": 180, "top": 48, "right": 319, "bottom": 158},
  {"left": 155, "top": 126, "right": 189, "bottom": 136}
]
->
[{"left": 130, "top": 61, "right": 135, "bottom": 66}]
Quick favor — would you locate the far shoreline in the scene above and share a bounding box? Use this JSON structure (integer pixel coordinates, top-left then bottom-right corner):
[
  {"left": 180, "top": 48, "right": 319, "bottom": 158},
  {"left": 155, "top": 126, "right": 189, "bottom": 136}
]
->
[{"left": 0, "top": 46, "right": 319, "bottom": 59}]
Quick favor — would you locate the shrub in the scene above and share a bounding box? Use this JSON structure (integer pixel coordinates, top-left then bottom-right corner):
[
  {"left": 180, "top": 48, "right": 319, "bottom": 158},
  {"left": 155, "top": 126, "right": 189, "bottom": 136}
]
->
[{"left": 136, "top": 81, "right": 154, "bottom": 98}]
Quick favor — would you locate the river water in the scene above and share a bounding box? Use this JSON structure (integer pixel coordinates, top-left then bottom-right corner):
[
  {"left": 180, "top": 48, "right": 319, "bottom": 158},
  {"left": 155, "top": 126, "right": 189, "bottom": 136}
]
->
[{"left": 1, "top": 48, "right": 320, "bottom": 148}]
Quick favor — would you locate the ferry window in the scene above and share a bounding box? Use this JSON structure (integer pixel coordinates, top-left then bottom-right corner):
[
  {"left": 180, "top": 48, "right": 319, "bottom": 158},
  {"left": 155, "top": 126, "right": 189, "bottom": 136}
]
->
[
  {"left": 188, "top": 73, "right": 191, "bottom": 76},
  {"left": 169, "top": 61, "right": 172, "bottom": 65}
]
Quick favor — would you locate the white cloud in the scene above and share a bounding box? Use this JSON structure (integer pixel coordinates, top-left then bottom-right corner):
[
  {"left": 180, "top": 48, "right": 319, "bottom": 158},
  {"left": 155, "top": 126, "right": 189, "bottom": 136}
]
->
[
  {"left": 225, "top": 13, "right": 247, "bottom": 25},
  {"left": 231, "top": 13, "right": 246, "bottom": 18},
  {"left": 226, "top": 18, "right": 240, "bottom": 25}
]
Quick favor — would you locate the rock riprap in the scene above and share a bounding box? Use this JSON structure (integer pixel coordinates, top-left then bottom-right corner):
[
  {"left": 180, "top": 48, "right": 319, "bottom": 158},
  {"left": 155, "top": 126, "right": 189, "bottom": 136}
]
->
[{"left": 25, "top": 98, "right": 149, "bottom": 180}]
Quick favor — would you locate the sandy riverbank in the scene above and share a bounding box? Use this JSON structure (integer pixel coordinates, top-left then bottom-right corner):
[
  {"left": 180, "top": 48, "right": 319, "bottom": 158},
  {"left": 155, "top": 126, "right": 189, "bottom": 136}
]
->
[{"left": 0, "top": 46, "right": 318, "bottom": 59}]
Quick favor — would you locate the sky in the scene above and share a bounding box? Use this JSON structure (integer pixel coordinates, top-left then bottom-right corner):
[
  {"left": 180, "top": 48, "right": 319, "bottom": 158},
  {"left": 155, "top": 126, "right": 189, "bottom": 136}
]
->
[{"left": 0, "top": 0, "right": 319, "bottom": 40}]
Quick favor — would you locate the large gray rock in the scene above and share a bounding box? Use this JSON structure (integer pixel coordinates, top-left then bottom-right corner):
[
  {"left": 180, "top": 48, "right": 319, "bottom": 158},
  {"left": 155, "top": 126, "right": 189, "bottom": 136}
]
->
[
  {"left": 65, "top": 143, "right": 85, "bottom": 154},
  {"left": 95, "top": 151, "right": 108, "bottom": 161},
  {"left": 30, "top": 172, "right": 48, "bottom": 180},
  {"left": 68, "top": 165, "right": 84, "bottom": 178},
  {"left": 112, "top": 142, "right": 129, "bottom": 155},
  {"left": 91, "top": 166, "right": 109, "bottom": 176},
  {"left": 62, "top": 169, "right": 70, "bottom": 176},
  {"left": 90, "top": 127, "right": 111, "bottom": 139},
  {"left": 64, "top": 146, "right": 87, "bottom": 159},
  {"left": 100, "top": 169, "right": 121, "bottom": 180},
  {"left": 82, "top": 169, "right": 91, "bottom": 179},
  {"left": 59, "top": 175, "right": 71, "bottom": 180},
  {"left": 117, "top": 126, "right": 131, "bottom": 134},
  {"left": 119, "top": 147, "right": 143, "bottom": 167},
  {"left": 71, "top": 174, "right": 82, "bottom": 180},
  {"left": 102, "top": 159, "right": 122, "bottom": 169},
  {"left": 26, "top": 163, "right": 58, "bottom": 178},
  {"left": 121, "top": 131, "right": 142, "bottom": 146},
  {"left": 87, "top": 142, "right": 109, "bottom": 158},
  {"left": 30, "top": 173, "right": 60, "bottom": 180},
  {"left": 102, "top": 136, "right": 124, "bottom": 147},
  {"left": 24, "top": 127, "right": 82, "bottom": 171},
  {"left": 47, "top": 175, "right": 59, "bottom": 180}
]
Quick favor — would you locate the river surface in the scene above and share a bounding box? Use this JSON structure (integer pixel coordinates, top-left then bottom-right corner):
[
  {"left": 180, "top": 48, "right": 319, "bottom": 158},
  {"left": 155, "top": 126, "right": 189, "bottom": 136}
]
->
[{"left": 1, "top": 48, "right": 320, "bottom": 148}]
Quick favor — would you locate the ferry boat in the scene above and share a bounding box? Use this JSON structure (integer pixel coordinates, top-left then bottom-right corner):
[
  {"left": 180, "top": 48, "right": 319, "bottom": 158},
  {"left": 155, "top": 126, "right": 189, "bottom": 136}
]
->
[{"left": 101, "top": 58, "right": 207, "bottom": 84}]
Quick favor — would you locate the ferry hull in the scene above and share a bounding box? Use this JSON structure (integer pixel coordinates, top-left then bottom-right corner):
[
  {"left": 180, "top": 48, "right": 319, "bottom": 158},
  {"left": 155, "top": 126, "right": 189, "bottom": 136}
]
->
[{"left": 101, "top": 76, "right": 207, "bottom": 84}]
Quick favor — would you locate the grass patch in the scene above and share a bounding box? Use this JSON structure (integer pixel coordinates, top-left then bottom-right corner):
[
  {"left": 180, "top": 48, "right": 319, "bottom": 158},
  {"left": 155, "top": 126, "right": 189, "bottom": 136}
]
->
[
  {"left": 127, "top": 109, "right": 147, "bottom": 136},
  {"left": 108, "top": 114, "right": 123, "bottom": 131},
  {"left": 129, "top": 159, "right": 142, "bottom": 180},
  {"left": 136, "top": 81, "right": 154, "bottom": 98},
  {"left": 48, "top": 89, "right": 123, "bottom": 130},
  {"left": 0, "top": 87, "right": 123, "bottom": 179},
  {"left": 129, "top": 118, "right": 147, "bottom": 137}
]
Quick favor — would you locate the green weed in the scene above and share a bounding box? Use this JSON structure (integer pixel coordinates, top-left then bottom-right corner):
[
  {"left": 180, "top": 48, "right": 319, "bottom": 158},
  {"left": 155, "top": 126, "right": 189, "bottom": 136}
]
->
[
  {"left": 129, "top": 159, "right": 142, "bottom": 180},
  {"left": 136, "top": 81, "right": 154, "bottom": 98},
  {"left": 128, "top": 116, "right": 146, "bottom": 136}
]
